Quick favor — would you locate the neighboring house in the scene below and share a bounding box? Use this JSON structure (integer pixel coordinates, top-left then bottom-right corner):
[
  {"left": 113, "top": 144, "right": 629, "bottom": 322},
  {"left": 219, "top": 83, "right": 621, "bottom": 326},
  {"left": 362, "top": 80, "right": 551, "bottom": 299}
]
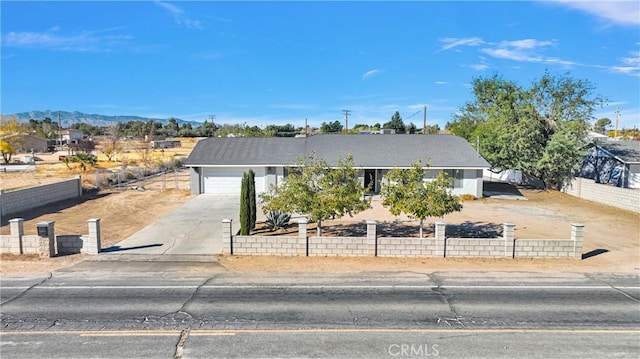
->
[
  {"left": 61, "top": 129, "right": 84, "bottom": 145},
  {"left": 185, "top": 134, "right": 490, "bottom": 197},
  {"left": 1, "top": 133, "right": 48, "bottom": 153},
  {"left": 577, "top": 141, "right": 640, "bottom": 189},
  {"left": 150, "top": 139, "right": 182, "bottom": 149},
  {"left": 587, "top": 131, "right": 609, "bottom": 142}
]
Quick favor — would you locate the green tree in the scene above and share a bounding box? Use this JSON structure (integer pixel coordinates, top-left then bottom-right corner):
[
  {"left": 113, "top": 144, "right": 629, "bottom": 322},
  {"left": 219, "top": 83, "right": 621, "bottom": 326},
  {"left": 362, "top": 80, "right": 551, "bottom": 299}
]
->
[
  {"left": 449, "top": 71, "right": 604, "bottom": 190},
  {"left": 594, "top": 118, "right": 611, "bottom": 135},
  {"left": 380, "top": 161, "right": 462, "bottom": 237},
  {"left": 0, "top": 118, "right": 29, "bottom": 164},
  {"left": 260, "top": 153, "right": 371, "bottom": 235},
  {"left": 247, "top": 169, "right": 257, "bottom": 230},
  {"left": 405, "top": 122, "right": 417, "bottom": 134},
  {"left": 239, "top": 173, "right": 250, "bottom": 235},
  {"left": 264, "top": 124, "right": 299, "bottom": 137},
  {"left": 320, "top": 120, "right": 343, "bottom": 133},
  {"left": 383, "top": 111, "right": 405, "bottom": 133},
  {"left": 65, "top": 152, "right": 98, "bottom": 172},
  {"left": 165, "top": 118, "right": 179, "bottom": 136}
]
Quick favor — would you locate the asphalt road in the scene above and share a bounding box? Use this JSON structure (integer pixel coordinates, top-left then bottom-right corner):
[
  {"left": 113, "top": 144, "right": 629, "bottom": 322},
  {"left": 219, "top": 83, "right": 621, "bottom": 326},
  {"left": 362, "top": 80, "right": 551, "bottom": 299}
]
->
[{"left": 1, "top": 260, "right": 639, "bottom": 358}]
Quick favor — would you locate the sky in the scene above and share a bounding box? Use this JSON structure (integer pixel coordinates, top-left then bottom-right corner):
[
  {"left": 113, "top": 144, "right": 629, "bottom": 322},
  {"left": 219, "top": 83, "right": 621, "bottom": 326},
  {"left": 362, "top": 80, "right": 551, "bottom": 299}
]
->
[{"left": 1, "top": 1, "right": 639, "bottom": 130}]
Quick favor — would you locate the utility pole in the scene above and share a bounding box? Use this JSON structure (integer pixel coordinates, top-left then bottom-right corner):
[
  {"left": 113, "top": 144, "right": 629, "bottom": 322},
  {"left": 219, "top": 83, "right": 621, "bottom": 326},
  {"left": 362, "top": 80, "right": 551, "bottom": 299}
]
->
[
  {"left": 305, "top": 117, "right": 308, "bottom": 137},
  {"left": 423, "top": 105, "right": 427, "bottom": 134},
  {"left": 209, "top": 115, "right": 216, "bottom": 137},
  {"left": 58, "top": 110, "right": 62, "bottom": 151},
  {"left": 342, "top": 109, "right": 351, "bottom": 132},
  {"left": 614, "top": 107, "right": 620, "bottom": 138}
]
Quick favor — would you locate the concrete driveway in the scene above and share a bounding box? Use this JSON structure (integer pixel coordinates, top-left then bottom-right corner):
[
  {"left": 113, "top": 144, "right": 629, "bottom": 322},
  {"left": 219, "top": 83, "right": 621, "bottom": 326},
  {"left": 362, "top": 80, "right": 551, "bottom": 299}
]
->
[{"left": 101, "top": 195, "right": 240, "bottom": 255}]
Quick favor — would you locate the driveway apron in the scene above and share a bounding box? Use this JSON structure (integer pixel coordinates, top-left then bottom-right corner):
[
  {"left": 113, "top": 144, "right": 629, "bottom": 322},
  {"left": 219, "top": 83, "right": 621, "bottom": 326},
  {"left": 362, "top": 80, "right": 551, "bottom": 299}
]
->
[{"left": 102, "top": 195, "right": 240, "bottom": 255}]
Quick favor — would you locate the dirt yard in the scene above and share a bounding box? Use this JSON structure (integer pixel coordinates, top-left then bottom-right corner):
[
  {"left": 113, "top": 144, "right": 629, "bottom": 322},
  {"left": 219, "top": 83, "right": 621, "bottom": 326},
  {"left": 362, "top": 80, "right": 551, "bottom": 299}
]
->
[{"left": 1, "top": 183, "right": 638, "bottom": 275}]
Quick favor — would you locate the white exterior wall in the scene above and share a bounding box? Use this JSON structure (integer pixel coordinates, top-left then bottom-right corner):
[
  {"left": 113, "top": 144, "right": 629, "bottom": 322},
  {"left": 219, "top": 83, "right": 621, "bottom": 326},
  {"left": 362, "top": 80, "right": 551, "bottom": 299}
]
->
[{"left": 629, "top": 164, "right": 640, "bottom": 189}]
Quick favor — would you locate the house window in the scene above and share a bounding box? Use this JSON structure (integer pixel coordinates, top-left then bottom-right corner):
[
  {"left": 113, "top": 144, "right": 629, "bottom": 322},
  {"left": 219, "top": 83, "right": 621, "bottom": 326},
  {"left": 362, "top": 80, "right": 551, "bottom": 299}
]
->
[
  {"left": 267, "top": 167, "right": 276, "bottom": 175},
  {"left": 443, "top": 169, "right": 463, "bottom": 188}
]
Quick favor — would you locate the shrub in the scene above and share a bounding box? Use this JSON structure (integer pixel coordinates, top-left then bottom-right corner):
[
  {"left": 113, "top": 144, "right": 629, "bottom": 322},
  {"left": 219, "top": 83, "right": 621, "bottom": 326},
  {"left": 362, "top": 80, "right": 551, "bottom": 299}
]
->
[
  {"left": 459, "top": 194, "right": 476, "bottom": 201},
  {"left": 265, "top": 210, "right": 291, "bottom": 231},
  {"left": 239, "top": 173, "right": 250, "bottom": 235}
]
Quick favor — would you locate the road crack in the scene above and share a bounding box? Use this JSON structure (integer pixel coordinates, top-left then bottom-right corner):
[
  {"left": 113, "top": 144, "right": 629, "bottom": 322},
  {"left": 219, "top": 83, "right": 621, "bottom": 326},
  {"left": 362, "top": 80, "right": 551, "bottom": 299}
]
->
[
  {"left": 428, "top": 273, "right": 465, "bottom": 328},
  {"left": 1, "top": 272, "right": 53, "bottom": 306},
  {"left": 585, "top": 274, "right": 640, "bottom": 303}
]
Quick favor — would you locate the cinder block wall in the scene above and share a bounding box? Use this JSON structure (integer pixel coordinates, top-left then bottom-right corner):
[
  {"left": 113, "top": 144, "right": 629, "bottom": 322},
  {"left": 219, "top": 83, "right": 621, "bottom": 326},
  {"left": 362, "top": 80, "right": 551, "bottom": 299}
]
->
[
  {"left": 308, "top": 236, "right": 374, "bottom": 257},
  {"left": 20, "top": 235, "right": 49, "bottom": 254},
  {"left": 377, "top": 237, "right": 441, "bottom": 257},
  {"left": 232, "top": 235, "right": 305, "bottom": 256},
  {"left": 445, "top": 238, "right": 507, "bottom": 258},
  {"left": 56, "top": 235, "right": 86, "bottom": 255},
  {"left": 514, "top": 239, "right": 575, "bottom": 258},
  {"left": 0, "top": 177, "right": 82, "bottom": 217},
  {"left": 564, "top": 177, "right": 640, "bottom": 213}
]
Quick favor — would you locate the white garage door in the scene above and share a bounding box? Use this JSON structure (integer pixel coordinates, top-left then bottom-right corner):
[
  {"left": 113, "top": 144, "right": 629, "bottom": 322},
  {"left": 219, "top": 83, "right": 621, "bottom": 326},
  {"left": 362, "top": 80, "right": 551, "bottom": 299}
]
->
[{"left": 202, "top": 167, "right": 264, "bottom": 194}]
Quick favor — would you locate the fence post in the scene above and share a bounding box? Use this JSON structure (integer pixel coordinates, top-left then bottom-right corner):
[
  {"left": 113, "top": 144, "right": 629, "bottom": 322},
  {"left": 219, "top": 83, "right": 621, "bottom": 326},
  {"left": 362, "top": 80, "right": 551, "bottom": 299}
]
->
[
  {"left": 85, "top": 218, "right": 101, "bottom": 255},
  {"left": 367, "top": 220, "right": 377, "bottom": 256},
  {"left": 503, "top": 223, "right": 515, "bottom": 258},
  {"left": 571, "top": 223, "right": 584, "bottom": 260},
  {"left": 435, "top": 222, "right": 446, "bottom": 257},
  {"left": 36, "top": 221, "right": 56, "bottom": 258},
  {"left": 222, "top": 219, "right": 233, "bottom": 254},
  {"left": 298, "top": 219, "right": 308, "bottom": 256},
  {"left": 75, "top": 175, "right": 82, "bottom": 196},
  {"left": 9, "top": 218, "right": 24, "bottom": 254}
]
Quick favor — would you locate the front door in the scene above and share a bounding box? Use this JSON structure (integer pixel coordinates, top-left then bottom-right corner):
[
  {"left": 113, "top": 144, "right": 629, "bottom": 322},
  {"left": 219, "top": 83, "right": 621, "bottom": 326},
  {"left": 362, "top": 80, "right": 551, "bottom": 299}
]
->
[{"left": 364, "top": 169, "right": 376, "bottom": 193}]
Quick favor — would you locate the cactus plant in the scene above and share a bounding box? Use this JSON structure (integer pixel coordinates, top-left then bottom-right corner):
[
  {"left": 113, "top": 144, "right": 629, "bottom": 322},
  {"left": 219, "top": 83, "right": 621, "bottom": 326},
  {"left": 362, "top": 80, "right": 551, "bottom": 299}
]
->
[{"left": 265, "top": 210, "right": 291, "bottom": 231}]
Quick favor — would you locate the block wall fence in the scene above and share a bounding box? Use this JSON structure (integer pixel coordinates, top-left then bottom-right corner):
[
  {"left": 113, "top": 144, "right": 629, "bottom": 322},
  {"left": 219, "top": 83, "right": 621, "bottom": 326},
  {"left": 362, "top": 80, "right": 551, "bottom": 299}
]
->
[
  {"left": 222, "top": 220, "right": 584, "bottom": 260},
  {"left": 0, "top": 218, "right": 101, "bottom": 257},
  {"left": 564, "top": 177, "right": 640, "bottom": 213},
  {"left": 0, "top": 176, "right": 83, "bottom": 218}
]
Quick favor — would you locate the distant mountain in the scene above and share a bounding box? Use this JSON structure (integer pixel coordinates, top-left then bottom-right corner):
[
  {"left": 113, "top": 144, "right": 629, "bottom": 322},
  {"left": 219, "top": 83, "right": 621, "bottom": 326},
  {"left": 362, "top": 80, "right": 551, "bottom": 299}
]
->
[{"left": 1, "top": 110, "right": 198, "bottom": 127}]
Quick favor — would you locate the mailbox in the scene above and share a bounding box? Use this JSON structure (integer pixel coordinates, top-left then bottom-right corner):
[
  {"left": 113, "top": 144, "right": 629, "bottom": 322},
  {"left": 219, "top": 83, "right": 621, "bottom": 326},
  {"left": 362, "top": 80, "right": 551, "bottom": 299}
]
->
[{"left": 37, "top": 223, "right": 49, "bottom": 237}]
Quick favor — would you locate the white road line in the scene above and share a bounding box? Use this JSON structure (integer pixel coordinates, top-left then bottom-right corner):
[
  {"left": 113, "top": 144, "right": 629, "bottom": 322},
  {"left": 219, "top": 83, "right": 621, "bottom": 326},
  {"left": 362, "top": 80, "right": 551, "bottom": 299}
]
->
[{"left": 2, "top": 285, "right": 639, "bottom": 290}]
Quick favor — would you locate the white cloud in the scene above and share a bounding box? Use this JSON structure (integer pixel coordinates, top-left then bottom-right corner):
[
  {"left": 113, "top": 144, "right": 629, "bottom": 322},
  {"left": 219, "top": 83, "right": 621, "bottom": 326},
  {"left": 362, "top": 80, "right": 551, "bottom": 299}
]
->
[
  {"left": 3, "top": 29, "right": 132, "bottom": 52},
  {"left": 362, "top": 69, "right": 382, "bottom": 79},
  {"left": 155, "top": 1, "right": 202, "bottom": 29},
  {"left": 435, "top": 81, "right": 448, "bottom": 85},
  {"left": 479, "top": 38, "right": 577, "bottom": 66},
  {"left": 438, "top": 37, "right": 484, "bottom": 52},
  {"left": 550, "top": 0, "right": 640, "bottom": 26},
  {"left": 603, "top": 50, "right": 640, "bottom": 77},
  {"left": 470, "top": 63, "right": 490, "bottom": 71}
]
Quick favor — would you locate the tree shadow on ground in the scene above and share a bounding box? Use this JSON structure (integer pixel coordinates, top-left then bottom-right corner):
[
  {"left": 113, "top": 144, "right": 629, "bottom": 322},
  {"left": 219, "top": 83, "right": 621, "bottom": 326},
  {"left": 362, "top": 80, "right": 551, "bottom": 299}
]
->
[
  {"left": 446, "top": 221, "right": 503, "bottom": 238},
  {"left": 251, "top": 220, "right": 503, "bottom": 239},
  {"left": 1, "top": 191, "right": 112, "bottom": 226}
]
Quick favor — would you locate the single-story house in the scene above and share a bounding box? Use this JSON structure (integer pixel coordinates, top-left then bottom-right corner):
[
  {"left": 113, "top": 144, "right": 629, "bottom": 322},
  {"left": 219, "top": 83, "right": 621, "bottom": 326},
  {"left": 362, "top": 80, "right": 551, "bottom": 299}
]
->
[
  {"left": 185, "top": 134, "right": 491, "bottom": 198},
  {"left": 1, "top": 133, "right": 48, "bottom": 153},
  {"left": 577, "top": 141, "right": 640, "bottom": 189}
]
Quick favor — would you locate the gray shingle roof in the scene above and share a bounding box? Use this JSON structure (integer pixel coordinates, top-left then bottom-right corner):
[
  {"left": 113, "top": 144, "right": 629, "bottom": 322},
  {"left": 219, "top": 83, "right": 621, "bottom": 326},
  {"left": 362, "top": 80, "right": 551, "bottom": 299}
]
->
[
  {"left": 185, "top": 134, "right": 490, "bottom": 169},
  {"left": 596, "top": 141, "right": 640, "bottom": 164}
]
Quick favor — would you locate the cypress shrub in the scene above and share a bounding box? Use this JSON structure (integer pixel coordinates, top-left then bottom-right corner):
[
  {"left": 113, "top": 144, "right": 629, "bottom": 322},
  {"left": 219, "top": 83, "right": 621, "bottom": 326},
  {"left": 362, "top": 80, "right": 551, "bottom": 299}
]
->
[
  {"left": 239, "top": 173, "right": 249, "bottom": 235},
  {"left": 248, "top": 169, "right": 256, "bottom": 230}
]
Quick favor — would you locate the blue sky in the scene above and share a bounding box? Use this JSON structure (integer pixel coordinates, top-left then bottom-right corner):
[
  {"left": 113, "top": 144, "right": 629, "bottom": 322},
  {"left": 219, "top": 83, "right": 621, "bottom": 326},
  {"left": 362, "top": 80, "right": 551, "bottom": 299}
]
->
[{"left": 1, "top": 1, "right": 639, "bottom": 130}]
